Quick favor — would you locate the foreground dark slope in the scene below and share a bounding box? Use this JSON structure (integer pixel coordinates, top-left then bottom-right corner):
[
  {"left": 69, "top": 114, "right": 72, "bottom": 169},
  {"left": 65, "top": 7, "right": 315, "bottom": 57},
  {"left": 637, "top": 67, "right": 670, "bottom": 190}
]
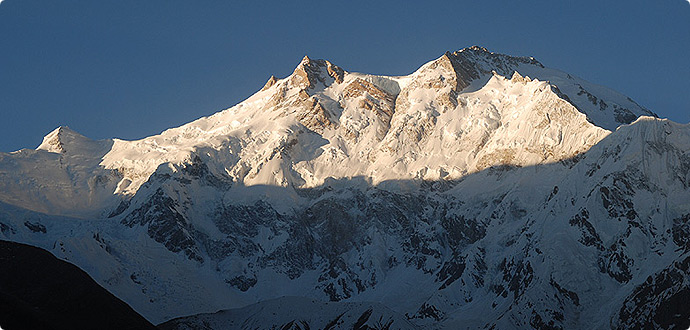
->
[{"left": 0, "top": 240, "right": 156, "bottom": 330}]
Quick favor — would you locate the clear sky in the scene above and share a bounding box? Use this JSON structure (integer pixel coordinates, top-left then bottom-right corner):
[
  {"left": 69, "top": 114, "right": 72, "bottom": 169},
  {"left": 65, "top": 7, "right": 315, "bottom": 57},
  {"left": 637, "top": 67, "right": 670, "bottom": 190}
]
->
[{"left": 0, "top": 0, "right": 689, "bottom": 152}]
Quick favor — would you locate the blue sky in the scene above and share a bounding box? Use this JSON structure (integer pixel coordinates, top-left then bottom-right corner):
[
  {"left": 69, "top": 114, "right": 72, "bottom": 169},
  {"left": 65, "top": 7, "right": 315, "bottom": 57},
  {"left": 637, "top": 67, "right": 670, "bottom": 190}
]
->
[{"left": 0, "top": 0, "right": 689, "bottom": 152}]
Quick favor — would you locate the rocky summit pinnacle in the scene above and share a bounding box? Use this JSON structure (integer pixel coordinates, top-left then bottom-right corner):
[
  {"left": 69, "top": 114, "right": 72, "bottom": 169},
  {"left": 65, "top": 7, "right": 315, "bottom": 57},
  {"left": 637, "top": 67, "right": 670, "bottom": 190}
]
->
[
  {"left": 37, "top": 126, "right": 79, "bottom": 153},
  {"left": 0, "top": 47, "right": 685, "bottom": 329},
  {"left": 260, "top": 75, "right": 278, "bottom": 91},
  {"left": 289, "top": 55, "right": 345, "bottom": 90}
]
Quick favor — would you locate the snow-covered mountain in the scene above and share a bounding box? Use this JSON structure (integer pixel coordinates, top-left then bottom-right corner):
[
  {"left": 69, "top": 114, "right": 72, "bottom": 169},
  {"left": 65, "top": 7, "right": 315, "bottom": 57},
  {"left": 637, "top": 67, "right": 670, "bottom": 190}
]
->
[
  {"left": 1, "top": 46, "right": 687, "bottom": 329},
  {"left": 0, "top": 46, "right": 651, "bottom": 218}
]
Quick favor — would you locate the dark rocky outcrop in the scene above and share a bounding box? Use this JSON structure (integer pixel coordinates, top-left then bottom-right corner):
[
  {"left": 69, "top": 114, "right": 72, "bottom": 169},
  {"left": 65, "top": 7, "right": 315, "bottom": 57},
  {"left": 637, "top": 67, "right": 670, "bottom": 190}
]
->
[{"left": 0, "top": 240, "right": 156, "bottom": 330}]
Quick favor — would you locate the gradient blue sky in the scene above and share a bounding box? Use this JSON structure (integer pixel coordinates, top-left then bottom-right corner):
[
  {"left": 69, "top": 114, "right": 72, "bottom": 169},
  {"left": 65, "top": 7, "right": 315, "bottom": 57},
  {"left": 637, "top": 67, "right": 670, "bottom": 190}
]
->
[{"left": 1, "top": 0, "right": 689, "bottom": 152}]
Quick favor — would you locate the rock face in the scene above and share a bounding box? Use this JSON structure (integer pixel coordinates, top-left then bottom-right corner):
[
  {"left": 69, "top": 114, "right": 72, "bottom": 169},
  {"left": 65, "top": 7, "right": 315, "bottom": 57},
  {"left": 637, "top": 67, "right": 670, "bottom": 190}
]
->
[
  {"left": 0, "top": 47, "right": 685, "bottom": 329},
  {"left": 0, "top": 240, "right": 156, "bottom": 330}
]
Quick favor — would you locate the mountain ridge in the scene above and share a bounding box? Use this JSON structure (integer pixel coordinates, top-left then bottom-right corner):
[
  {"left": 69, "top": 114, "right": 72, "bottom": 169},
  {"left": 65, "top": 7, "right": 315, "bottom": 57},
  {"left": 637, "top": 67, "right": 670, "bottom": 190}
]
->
[{"left": 0, "top": 46, "right": 651, "bottom": 218}]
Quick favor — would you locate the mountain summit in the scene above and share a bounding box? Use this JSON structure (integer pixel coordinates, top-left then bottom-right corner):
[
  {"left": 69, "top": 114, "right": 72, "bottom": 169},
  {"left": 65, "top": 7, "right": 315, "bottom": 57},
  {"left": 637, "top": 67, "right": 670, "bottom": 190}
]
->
[{"left": 0, "top": 47, "right": 687, "bottom": 329}]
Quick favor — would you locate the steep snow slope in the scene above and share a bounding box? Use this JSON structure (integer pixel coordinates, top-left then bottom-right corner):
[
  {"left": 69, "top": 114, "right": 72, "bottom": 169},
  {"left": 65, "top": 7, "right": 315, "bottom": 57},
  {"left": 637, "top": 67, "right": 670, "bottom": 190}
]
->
[
  {"left": 0, "top": 47, "right": 683, "bottom": 329},
  {"left": 158, "top": 296, "right": 418, "bottom": 330},
  {"left": 0, "top": 127, "right": 120, "bottom": 218},
  {"left": 430, "top": 117, "right": 690, "bottom": 329}
]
